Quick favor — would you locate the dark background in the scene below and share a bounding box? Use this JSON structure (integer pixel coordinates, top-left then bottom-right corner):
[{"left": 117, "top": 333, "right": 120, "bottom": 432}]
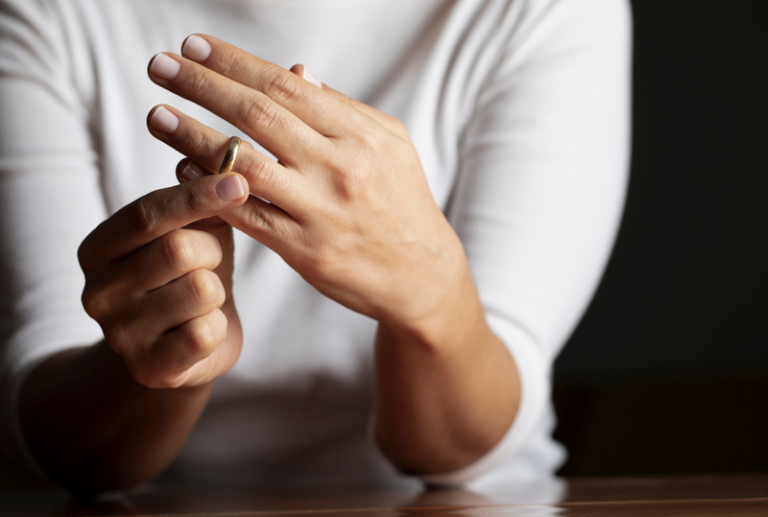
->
[{"left": 553, "top": 0, "right": 768, "bottom": 476}]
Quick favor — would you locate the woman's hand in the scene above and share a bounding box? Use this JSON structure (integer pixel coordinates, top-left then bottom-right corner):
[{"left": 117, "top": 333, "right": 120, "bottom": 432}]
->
[
  {"left": 21, "top": 172, "right": 250, "bottom": 492},
  {"left": 78, "top": 173, "right": 249, "bottom": 388},
  {"left": 146, "top": 35, "right": 468, "bottom": 340},
  {"left": 145, "top": 35, "right": 520, "bottom": 475}
]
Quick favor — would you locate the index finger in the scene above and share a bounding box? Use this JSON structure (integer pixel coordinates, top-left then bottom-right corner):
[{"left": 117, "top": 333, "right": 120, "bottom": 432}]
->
[
  {"left": 79, "top": 173, "right": 249, "bottom": 266},
  {"left": 179, "top": 34, "right": 369, "bottom": 138}
]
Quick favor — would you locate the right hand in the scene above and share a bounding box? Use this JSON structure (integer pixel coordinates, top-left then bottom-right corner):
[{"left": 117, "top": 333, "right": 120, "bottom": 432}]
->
[{"left": 78, "top": 171, "right": 249, "bottom": 388}]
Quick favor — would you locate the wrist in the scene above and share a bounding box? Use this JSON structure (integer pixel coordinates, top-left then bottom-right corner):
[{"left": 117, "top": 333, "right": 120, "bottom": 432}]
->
[{"left": 377, "top": 262, "right": 488, "bottom": 355}]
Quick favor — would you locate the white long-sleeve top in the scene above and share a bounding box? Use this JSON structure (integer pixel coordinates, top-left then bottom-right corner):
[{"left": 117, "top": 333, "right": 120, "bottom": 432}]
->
[{"left": 0, "top": 0, "right": 631, "bottom": 489}]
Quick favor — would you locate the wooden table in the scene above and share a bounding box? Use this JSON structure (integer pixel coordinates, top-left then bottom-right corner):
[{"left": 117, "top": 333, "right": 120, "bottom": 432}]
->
[{"left": 1, "top": 473, "right": 767, "bottom": 516}]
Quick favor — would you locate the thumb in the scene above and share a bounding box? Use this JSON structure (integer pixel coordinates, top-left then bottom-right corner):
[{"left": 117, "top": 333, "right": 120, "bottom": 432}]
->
[{"left": 81, "top": 170, "right": 249, "bottom": 265}]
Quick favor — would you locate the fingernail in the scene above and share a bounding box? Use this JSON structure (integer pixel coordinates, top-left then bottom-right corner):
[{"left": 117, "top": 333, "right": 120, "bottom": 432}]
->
[
  {"left": 182, "top": 35, "right": 212, "bottom": 62},
  {"left": 149, "top": 53, "right": 180, "bottom": 81},
  {"left": 302, "top": 67, "right": 322, "bottom": 88},
  {"left": 150, "top": 106, "right": 179, "bottom": 133},
  {"left": 180, "top": 161, "right": 207, "bottom": 182},
  {"left": 215, "top": 175, "right": 244, "bottom": 202}
]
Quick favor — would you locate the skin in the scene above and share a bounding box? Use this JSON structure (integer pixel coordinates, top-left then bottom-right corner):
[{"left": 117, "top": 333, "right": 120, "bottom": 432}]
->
[{"left": 19, "top": 34, "right": 520, "bottom": 493}]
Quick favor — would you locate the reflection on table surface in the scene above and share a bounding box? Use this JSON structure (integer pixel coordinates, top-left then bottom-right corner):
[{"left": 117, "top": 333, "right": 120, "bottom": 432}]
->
[{"left": 1, "top": 473, "right": 767, "bottom": 516}]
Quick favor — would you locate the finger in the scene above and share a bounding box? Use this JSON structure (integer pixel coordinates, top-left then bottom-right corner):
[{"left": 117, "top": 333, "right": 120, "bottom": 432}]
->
[
  {"left": 80, "top": 172, "right": 248, "bottom": 266},
  {"left": 174, "top": 159, "right": 302, "bottom": 254},
  {"left": 316, "top": 78, "right": 408, "bottom": 137},
  {"left": 147, "top": 104, "right": 308, "bottom": 217},
  {"left": 134, "top": 309, "right": 228, "bottom": 389},
  {"left": 115, "top": 228, "right": 223, "bottom": 293},
  {"left": 148, "top": 52, "right": 324, "bottom": 167},
  {"left": 180, "top": 34, "right": 368, "bottom": 138},
  {"left": 137, "top": 269, "right": 225, "bottom": 339}
]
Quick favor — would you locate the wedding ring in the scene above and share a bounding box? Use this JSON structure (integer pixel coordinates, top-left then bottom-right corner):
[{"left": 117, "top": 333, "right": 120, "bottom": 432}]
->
[{"left": 218, "top": 136, "right": 241, "bottom": 174}]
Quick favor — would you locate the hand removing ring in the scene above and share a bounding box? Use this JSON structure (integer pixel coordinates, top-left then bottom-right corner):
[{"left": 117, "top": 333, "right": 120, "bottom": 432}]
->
[{"left": 218, "top": 136, "right": 241, "bottom": 174}]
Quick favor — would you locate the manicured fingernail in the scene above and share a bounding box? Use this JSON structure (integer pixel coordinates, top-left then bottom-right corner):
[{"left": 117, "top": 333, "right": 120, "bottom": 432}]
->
[
  {"left": 182, "top": 35, "right": 212, "bottom": 62},
  {"left": 180, "top": 162, "right": 207, "bottom": 182},
  {"left": 215, "top": 175, "right": 244, "bottom": 201},
  {"left": 150, "top": 106, "right": 179, "bottom": 133},
  {"left": 302, "top": 67, "right": 322, "bottom": 88},
  {"left": 149, "top": 53, "right": 180, "bottom": 81}
]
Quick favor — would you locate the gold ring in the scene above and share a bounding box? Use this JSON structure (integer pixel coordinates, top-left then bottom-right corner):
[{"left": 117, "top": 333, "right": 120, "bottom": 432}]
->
[{"left": 218, "top": 136, "right": 241, "bottom": 174}]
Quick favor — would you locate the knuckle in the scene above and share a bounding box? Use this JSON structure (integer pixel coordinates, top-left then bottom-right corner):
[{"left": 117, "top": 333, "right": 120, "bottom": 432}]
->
[
  {"left": 81, "top": 285, "right": 110, "bottom": 320},
  {"left": 353, "top": 126, "right": 382, "bottom": 150},
  {"left": 243, "top": 153, "right": 275, "bottom": 189},
  {"left": 263, "top": 71, "right": 302, "bottom": 104},
  {"left": 160, "top": 375, "right": 188, "bottom": 389},
  {"left": 215, "top": 309, "right": 229, "bottom": 336},
  {"left": 127, "top": 355, "right": 187, "bottom": 390},
  {"left": 184, "top": 66, "right": 211, "bottom": 99},
  {"left": 131, "top": 197, "right": 159, "bottom": 236},
  {"left": 243, "top": 94, "right": 281, "bottom": 131},
  {"left": 182, "top": 184, "right": 210, "bottom": 216},
  {"left": 148, "top": 379, "right": 184, "bottom": 389},
  {"left": 127, "top": 365, "right": 153, "bottom": 388},
  {"left": 216, "top": 47, "right": 238, "bottom": 77},
  {"left": 163, "top": 230, "right": 196, "bottom": 272},
  {"left": 188, "top": 270, "right": 223, "bottom": 308},
  {"left": 133, "top": 370, "right": 181, "bottom": 390},
  {"left": 185, "top": 318, "right": 219, "bottom": 356},
  {"left": 235, "top": 197, "right": 284, "bottom": 237},
  {"left": 183, "top": 122, "right": 212, "bottom": 155},
  {"left": 244, "top": 202, "right": 277, "bottom": 234},
  {"left": 104, "top": 326, "right": 132, "bottom": 357},
  {"left": 332, "top": 163, "right": 368, "bottom": 202}
]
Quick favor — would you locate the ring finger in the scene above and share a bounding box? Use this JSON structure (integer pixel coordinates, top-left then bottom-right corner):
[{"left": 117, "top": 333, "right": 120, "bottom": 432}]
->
[{"left": 148, "top": 104, "right": 309, "bottom": 217}]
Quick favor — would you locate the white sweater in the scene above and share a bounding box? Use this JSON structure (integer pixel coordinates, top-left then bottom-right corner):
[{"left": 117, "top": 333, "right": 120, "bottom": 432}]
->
[{"left": 0, "top": 0, "right": 631, "bottom": 489}]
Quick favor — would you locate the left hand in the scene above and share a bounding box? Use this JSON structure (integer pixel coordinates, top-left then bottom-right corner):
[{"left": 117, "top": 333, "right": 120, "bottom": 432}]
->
[{"left": 146, "top": 35, "right": 469, "bottom": 335}]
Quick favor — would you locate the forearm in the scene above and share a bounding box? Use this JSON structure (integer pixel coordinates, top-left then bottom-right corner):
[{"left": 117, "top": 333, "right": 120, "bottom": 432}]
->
[
  {"left": 19, "top": 340, "right": 212, "bottom": 494},
  {"left": 373, "top": 271, "right": 520, "bottom": 475}
]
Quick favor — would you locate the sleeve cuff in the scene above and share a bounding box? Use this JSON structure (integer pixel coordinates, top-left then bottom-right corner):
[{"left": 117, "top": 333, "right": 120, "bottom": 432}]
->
[{"left": 367, "top": 316, "right": 549, "bottom": 487}]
